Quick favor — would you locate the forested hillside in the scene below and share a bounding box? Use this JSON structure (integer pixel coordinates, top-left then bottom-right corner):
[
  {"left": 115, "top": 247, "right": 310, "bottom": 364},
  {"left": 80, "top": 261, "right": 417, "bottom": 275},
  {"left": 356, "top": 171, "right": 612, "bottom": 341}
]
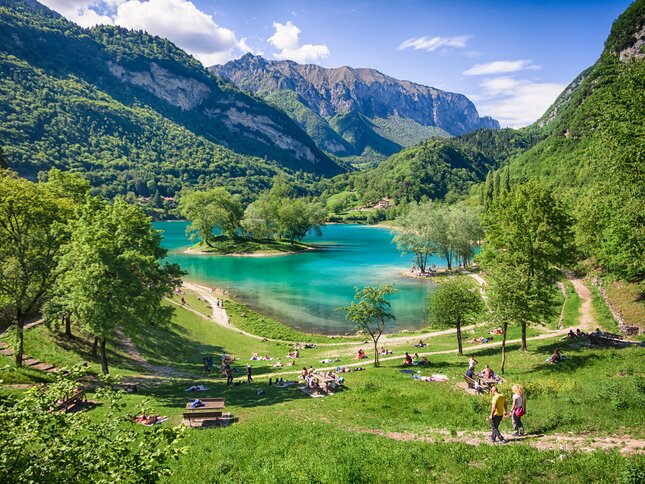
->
[{"left": 0, "top": 0, "right": 343, "bottom": 200}]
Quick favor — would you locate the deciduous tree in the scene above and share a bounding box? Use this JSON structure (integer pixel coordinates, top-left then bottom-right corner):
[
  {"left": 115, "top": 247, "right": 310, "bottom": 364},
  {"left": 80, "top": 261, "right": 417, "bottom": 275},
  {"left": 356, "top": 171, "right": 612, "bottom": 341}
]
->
[
  {"left": 340, "top": 284, "right": 397, "bottom": 367},
  {"left": 428, "top": 278, "right": 483, "bottom": 355},
  {"left": 54, "top": 198, "right": 183, "bottom": 374}
]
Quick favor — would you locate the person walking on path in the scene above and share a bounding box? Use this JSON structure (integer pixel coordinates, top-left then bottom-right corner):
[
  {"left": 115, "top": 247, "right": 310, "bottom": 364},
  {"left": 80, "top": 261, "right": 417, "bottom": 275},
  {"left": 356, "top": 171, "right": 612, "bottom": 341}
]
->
[
  {"left": 246, "top": 364, "right": 253, "bottom": 383},
  {"left": 511, "top": 384, "right": 526, "bottom": 436},
  {"left": 224, "top": 362, "right": 233, "bottom": 385},
  {"left": 488, "top": 385, "right": 508, "bottom": 443}
]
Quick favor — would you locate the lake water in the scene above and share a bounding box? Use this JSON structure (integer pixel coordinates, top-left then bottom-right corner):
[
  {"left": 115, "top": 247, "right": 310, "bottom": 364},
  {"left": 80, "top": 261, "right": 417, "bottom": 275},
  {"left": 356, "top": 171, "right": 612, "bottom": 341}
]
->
[{"left": 155, "top": 222, "right": 446, "bottom": 333}]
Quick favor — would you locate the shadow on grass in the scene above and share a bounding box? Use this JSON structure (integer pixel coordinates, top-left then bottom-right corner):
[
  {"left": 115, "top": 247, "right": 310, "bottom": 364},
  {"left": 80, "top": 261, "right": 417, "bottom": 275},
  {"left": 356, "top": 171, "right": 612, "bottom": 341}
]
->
[{"left": 141, "top": 378, "right": 323, "bottom": 411}]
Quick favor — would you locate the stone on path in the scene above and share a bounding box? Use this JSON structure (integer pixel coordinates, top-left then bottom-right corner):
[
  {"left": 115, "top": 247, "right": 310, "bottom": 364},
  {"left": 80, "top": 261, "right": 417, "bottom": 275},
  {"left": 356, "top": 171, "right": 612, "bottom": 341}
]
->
[
  {"left": 23, "top": 358, "right": 41, "bottom": 366},
  {"left": 0, "top": 348, "right": 13, "bottom": 356},
  {"left": 32, "top": 362, "right": 55, "bottom": 371}
]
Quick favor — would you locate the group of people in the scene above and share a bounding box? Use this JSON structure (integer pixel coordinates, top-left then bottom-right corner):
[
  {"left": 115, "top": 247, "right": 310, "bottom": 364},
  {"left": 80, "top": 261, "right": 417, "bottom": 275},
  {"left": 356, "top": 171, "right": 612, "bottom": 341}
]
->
[
  {"left": 465, "top": 357, "right": 503, "bottom": 384},
  {"left": 488, "top": 384, "right": 526, "bottom": 442},
  {"left": 301, "top": 366, "right": 343, "bottom": 393},
  {"left": 403, "top": 352, "right": 429, "bottom": 365},
  {"left": 565, "top": 328, "right": 587, "bottom": 339},
  {"left": 250, "top": 353, "right": 273, "bottom": 361}
]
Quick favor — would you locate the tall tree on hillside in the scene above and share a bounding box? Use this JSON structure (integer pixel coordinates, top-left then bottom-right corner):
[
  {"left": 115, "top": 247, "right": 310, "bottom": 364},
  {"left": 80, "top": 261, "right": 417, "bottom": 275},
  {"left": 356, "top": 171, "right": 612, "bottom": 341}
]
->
[
  {"left": 428, "top": 279, "right": 483, "bottom": 355},
  {"left": 179, "top": 187, "right": 244, "bottom": 244},
  {"left": 501, "top": 166, "right": 511, "bottom": 194},
  {"left": 0, "top": 171, "right": 73, "bottom": 366},
  {"left": 484, "top": 171, "right": 494, "bottom": 209},
  {"left": 340, "top": 284, "right": 397, "bottom": 367},
  {"left": 54, "top": 198, "right": 183, "bottom": 374},
  {"left": 0, "top": 147, "right": 7, "bottom": 169},
  {"left": 393, "top": 202, "right": 436, "bottom": 273},
  {"left": 479, "top": 180, "right": 575, "bottom": 353}
]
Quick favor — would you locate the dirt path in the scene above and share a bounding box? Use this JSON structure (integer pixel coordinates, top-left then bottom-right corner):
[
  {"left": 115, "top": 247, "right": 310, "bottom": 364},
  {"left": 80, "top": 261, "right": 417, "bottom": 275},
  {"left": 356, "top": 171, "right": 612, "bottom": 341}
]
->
[
  {"left": 256, "top": 329, "right": 568, "bottom": 380},
  {"left": 114, "top": 328, "right": 193, "bottom": 379},
  {"left": 181, "top": 282, "right": 482, "bottom": 348},
  {"left": 355, "top": 427, "right": 644, "bottom": 455},
  {"left": 569, "top": 278, "right": 596, "bottom": 332}
]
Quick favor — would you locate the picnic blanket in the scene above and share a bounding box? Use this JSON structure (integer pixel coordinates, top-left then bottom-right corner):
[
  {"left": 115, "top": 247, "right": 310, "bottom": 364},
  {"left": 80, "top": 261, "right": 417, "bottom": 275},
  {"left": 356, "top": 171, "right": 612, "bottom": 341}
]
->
[{"left": 400, "top": 369, "right": 417, "bottom": 374}]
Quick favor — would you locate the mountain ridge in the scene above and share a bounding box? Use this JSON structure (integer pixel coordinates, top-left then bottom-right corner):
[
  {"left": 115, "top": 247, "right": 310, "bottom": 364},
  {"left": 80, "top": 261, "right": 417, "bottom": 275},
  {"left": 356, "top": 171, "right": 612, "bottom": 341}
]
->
[{"left": 211, "top": 54, "right": 499, "bottom": 166}]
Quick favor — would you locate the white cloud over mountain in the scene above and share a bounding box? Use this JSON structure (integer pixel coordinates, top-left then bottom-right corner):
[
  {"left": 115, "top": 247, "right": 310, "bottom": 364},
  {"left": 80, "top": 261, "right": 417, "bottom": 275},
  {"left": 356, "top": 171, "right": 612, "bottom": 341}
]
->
[
  {"left": 473, "top": 77, "right": 564, "bottom": 128},
  {"left": 398, "top": 35, "right": 471, "bottom": 52},
  {"left": 268, "top": 21, "right": 330, "bottom": 63},
  {"left": 39, "top": 0, "right": 254, "bottom": 65},
  {"left": 464, "top": 59, "right": 540, "bottom": 76}
]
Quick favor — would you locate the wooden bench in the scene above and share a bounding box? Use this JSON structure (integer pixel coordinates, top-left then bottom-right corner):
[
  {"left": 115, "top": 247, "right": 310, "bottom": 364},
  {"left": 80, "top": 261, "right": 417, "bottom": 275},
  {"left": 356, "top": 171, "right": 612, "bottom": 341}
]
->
[
  {"left": 54, "top": 388, "right": 87, "bottom": 412},
  {"left": 464, "top": 375, "right": 483, "bottom": 392}
]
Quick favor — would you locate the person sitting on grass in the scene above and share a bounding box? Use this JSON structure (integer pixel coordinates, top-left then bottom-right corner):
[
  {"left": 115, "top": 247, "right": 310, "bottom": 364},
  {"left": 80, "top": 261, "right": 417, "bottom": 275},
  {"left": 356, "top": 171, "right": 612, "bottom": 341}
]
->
[
  {"left": 415, "top": 339, "right": 427, "bottom": 348},
  {"left": 567, "top": 329, "right": 577, "bottom": 339},
  {"left": 576, "top": 328, "right": 586, "bottom": 337},
  {"left": 379, "top": 347, "right": 392, "bottom": 356},
  {"left": 465, "top": 367, "right": 475, "bottom": 379},
  {"left": 548, "top": 348, "right": 566, "bottom": 363},
  {"left": 419, "top": 356, "right": 429, "bottom": 365},
  {"left": 301, "top": 367, "right": 308, "bottom": 379},
  {"left": 356, "top": 349, "right": 367, "bottom": 359},
  {"left": 403, "top": 352, "right": 413, "bottom": 365}
]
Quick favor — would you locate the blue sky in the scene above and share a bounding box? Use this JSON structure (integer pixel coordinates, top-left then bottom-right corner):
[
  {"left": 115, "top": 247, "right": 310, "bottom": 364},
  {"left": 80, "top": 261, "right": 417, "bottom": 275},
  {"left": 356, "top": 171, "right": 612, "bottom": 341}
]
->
[{"left": 40, "top": 0, "right": 632, "bottom": 127}]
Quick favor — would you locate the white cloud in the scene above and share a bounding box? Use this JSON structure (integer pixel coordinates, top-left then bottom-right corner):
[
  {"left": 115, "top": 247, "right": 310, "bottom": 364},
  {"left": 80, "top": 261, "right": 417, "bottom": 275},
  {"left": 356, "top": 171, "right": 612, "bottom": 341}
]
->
[
  {"left": 398, "top": 35, "right": 471, "bottom": 52},
  {"left": 474, "top": 77, "right": 564, "bottom": 128},
  {"left": 39, "top": 0, "right": 251, "bottom": 65},
  {"left": 238, "top": 37, "right": 263, "bottom": 56},
  {"left": 267, "top": 21, "right": 329, "bottom": 64},
  {"left": 464, "top": 59, "right": 541, "bottom": 76}
]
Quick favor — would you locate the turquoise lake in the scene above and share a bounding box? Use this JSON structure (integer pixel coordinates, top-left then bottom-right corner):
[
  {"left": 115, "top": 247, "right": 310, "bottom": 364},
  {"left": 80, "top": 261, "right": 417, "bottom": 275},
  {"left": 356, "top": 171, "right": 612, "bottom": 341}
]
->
[{"left": 155, "top": 222, "right": 446, "bottom": 333}]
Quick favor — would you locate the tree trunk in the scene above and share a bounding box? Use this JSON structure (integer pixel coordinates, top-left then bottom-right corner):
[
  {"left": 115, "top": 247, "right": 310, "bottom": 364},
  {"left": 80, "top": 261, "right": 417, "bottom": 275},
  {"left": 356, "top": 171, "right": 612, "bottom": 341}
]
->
[
  {"left": 99, "top": 338, "right": 109, "bottom": 375},
  {"left": 456, "top": 319, "right": 463, "bottom": 355},
  {"left": 91, "top": 336, "right": 99, "bottom": 357},
  {"left": 500, "top": 322, "right": 508, "bottom": 374},
  {"left": 14, "top": 310, "right": 24, "bottom": 367},
  {"left": 64, "top": 314, "right": 72, "bottom": 338},
  {"left": 373, "top": 338, "right": 380, "bottom": 367},
  {"left": 446, "top": 254, "right": 452, "bottom": 271},
  {"left": 521, "top": 321, "right": 527, "bottom": 352}
]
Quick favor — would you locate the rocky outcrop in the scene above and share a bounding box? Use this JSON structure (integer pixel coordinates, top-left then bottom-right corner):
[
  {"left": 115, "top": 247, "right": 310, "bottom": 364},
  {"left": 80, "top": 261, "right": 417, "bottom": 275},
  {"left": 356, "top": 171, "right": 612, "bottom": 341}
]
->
[
  {"left": 620, "top": 25, "right": 645, "bottom": 62},
  {"left": 108, "top": 61, "right": 211, "bottom": 111},
  {"left": 211, "top": 54, "right": 499, "bottom": 136}
]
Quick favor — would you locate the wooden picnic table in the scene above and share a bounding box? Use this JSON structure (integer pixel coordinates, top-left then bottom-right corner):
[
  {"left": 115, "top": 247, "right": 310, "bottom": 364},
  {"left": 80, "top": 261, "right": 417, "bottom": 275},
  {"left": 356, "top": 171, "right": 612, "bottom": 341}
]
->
[
  {"left": 185, "top": 398, "right": 225, "bottom": 410},
  {"left": 479, "top": 377, "right": 497, "bottom": 387},
  {"left": 313, "top": 374, "right": 336, "bottom": 384},
  {"left": 183, "top": 398, "right": 226, "bottom": 427}
]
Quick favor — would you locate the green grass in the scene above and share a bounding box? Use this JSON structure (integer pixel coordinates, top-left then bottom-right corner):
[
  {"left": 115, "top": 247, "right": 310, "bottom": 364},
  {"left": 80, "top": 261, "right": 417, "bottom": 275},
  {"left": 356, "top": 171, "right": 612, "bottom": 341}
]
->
[
  {"left": 590, "top": 283, "right": 621, "bottom": 334},
  {"left": 562, "top": 281, "right": 582, "bottom": 328},
  {"left": 192, "top": 237, "right": 313, "bottom": 255},
  {"left": 2, "top": 294, "right": 644, "bottom": 483},
  {"left": 225, "top": 300, "right": 362, "bottom": 344}
]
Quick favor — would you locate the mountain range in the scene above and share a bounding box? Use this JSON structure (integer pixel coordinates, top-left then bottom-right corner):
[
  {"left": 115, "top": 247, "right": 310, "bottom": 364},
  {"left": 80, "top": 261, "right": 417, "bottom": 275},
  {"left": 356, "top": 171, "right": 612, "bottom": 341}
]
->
[
  {"left": 211, "top": 55, "right": 499, "bottom": 166},
  {"left": 0, "top": 0, "right": 343, "bottom": 200}
]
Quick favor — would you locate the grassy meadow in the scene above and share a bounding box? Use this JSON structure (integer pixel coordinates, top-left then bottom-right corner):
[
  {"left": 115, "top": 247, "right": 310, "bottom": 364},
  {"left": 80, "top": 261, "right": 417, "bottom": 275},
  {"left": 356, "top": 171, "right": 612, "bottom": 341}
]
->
[{"left": 1, "top": 285, "right": 644, "bottom": 483}]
